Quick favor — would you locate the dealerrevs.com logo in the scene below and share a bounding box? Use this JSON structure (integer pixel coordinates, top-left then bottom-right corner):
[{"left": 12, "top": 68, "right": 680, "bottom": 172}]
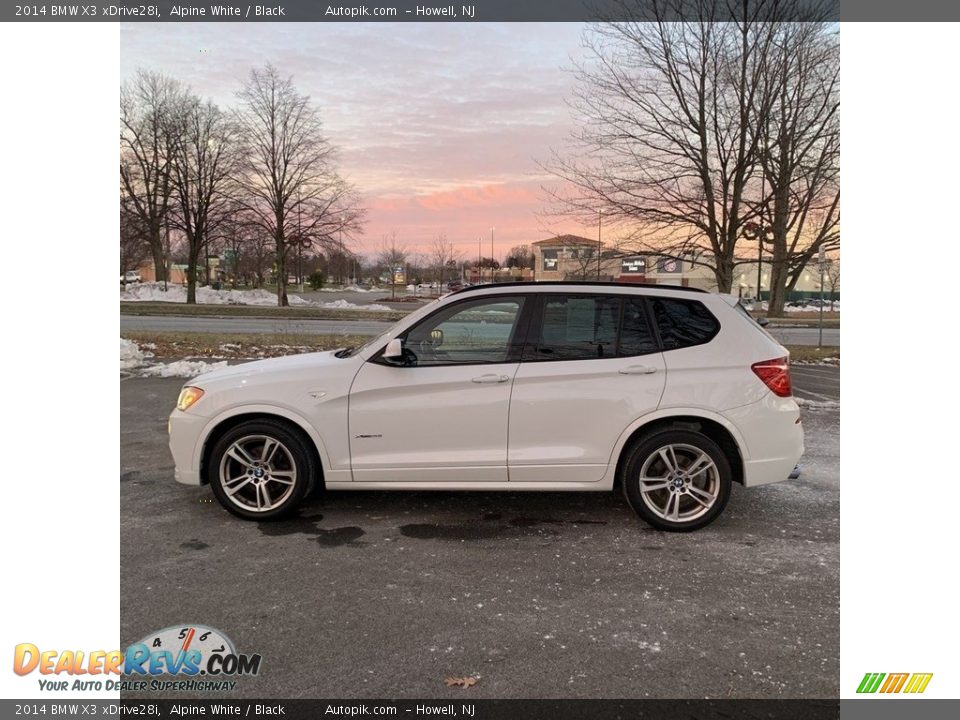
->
[
  {"left": 13, "top": 624, "right": 261, "bottom": 692},
  {"left": 856, "top": 672, "right": 933, "bottom": 694}
]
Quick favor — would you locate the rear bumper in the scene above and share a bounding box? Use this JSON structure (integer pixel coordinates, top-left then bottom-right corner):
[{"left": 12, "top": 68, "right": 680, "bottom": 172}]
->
[{"left": 723, "top": 395, "right": 804, "bottom": 488}]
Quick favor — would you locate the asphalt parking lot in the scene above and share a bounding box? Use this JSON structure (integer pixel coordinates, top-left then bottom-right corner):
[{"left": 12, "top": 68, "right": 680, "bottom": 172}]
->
[{"left": 120, "top": 375, "right": 839, "bottom": 699}]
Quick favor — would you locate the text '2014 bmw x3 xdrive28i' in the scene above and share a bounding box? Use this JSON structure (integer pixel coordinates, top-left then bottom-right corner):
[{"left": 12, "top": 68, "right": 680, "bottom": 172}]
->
[{"left": 168, "top": 282, "right": 803, "bottom": 531}]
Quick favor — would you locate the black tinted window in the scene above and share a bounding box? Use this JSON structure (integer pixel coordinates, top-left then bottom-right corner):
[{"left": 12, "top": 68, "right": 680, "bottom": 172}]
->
[
  {"left": 619, "top": 299, "right": 658, "bottom": 356},
  {"left": 651, "top": 298, "right": 719, "bottom": 350},
  {"left": 535, "top": 295, "right": 620, "bottom": 360},
  {"left": 531, "top": 295, "right": 658, "bottom": 360}
]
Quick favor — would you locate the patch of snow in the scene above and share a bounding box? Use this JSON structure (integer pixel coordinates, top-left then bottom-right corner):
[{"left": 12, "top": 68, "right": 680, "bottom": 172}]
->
[
  {"left": 315, "top": 299, "right": 392, "bottom": 312},
  {"left": 140, "top": 360, "right": 228, "bottom": 378},
  {"left": 122, "top": 282, "right": 386, "bottom": 310},
  {"left": 795, "top": 398, "right": 840, "bottom": 410},
  {"left": 120, "top": 338, "right": 145, "bottom": 370}
]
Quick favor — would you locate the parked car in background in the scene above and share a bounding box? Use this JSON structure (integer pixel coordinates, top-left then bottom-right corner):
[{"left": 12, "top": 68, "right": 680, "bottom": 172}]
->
[
  {"left": 446, "top": 281, "right": 464, "bottom": 292},
  {"left": 169, "top": 282, "right": 803, "bottom": 532},
  {"left": 121, "top": 270, "right": 141, "bottom": 284}
]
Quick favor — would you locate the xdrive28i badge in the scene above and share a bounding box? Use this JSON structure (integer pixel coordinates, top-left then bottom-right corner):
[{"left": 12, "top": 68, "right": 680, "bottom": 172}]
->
[{"left": 13, "top": 623, "right": 262, "bottom": 693}]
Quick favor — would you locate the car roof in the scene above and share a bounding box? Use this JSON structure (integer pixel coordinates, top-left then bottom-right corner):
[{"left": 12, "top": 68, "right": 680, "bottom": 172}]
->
[{"left": 449, "top": 281, "right": 708, "bottom": 298}]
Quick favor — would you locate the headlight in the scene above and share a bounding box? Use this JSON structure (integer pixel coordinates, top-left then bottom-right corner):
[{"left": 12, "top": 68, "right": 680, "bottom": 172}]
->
[{"left": 176, "top": 386, "right": 205, "bottom": 412}]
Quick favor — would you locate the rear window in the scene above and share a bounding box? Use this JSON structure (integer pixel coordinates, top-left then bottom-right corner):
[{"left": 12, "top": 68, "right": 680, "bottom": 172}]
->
[{"left": 650, "top": 298, "right": 719, "bottom": 350}]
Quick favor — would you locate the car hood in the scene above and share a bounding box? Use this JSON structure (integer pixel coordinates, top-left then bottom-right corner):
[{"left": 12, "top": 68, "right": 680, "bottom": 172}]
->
[{"left": 190, "top": 350, "right": 352, "bottom": 386}]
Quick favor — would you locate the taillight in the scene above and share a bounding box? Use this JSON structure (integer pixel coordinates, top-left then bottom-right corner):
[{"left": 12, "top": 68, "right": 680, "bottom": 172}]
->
[{"left": 751, "top": 357, "right": 792, "bottom": 397}]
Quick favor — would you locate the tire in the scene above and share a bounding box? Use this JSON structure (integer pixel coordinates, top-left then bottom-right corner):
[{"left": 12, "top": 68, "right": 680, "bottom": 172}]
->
[
  {"left": 207, "top": 419, "right": 317, "bottom": 520},
  {"left": 620, "top": 429, "right": 732, "bottom": 532}
]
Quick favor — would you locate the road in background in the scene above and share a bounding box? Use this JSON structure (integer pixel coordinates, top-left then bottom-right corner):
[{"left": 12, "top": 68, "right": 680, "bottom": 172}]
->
[{"left": 121, "top": 313, "right": 840, "bottom": 347}]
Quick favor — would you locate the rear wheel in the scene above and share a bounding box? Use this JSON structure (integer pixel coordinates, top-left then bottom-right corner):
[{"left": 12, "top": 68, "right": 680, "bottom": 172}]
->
[
  {"left": 208, "top": 419, "right": 316, "bottom": 520},
  {"left": 621, "top": 429, "right": 731, "bottom": 532}
]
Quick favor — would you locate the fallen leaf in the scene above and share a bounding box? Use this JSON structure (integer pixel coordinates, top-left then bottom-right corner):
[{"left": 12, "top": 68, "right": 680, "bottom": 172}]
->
[{"left": 445, "top": 676, "right": 478, "bottom": 688}]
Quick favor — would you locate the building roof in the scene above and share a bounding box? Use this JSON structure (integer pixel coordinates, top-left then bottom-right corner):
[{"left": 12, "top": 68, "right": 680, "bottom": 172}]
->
[{"left": 532, "top": 234, "right": 601, "bottom": 247}]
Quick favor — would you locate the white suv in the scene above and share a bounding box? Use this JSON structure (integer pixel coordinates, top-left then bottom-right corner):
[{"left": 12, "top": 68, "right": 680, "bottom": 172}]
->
[{"left": 169, "top": 283, "right": 803, "bottom": 531}]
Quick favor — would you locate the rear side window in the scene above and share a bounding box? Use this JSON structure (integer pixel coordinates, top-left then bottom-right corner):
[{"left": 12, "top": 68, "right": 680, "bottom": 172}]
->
[
  {"left": 650, "top": 298, "right": 719, "bottom": 350},
  {"left": 531, "top": 295, "right": 658, "bottom": 360},
  {"left": 536, "top": 295, "right": 620, "bottom": 360}
]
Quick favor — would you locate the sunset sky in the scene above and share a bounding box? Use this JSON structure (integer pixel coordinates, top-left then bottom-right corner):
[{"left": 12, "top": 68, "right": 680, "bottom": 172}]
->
[{"left": 121, "top": 22, "right": 597, "bottom": 260}]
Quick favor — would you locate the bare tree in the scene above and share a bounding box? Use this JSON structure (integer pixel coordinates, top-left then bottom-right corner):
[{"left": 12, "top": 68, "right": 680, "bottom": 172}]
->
[
  {"left": 377, "top": 232, "right": 408, "bottom": 301},
  {"left": 235, "top": 65, "right": 364, "bottom": 306},
  {"left": 754, "top": 22, "right": 839, "bottom": 316},
  {"left": 168, "top": 94, "right": 240, "bottom": 303},
  {"left": 546, "top": 0, "right": 836, "bottom": 294},
  {"left": 430, "top": 234, "right": 462, "bottom": 290},
  {"left": 120, "top": 203, "right": 150, "bottom": 287},
  {"left": 120, "top": 70, "right": 183, "bottom": 283},
  {"left": 504, "top": 244, "right": 535, "bottom": 271}
]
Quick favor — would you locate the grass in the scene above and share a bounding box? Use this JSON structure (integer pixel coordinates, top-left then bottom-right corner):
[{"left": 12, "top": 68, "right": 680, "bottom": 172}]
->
[
  {"left": 125, "top": 332, "right": 839, "bottom": 366},
  {"left": 784, "top": 345, "right": 840, "bottom": 364},
  {"left": 120, "top": 301, "right": 408, "bottom": 323},
  {"left": 123, "top": 331, "right": 370, "bottom": 359}
]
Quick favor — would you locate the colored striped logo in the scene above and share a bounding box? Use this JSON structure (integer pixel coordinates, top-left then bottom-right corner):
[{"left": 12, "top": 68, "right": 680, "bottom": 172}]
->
[{"left": 857, "top": 672, "right": 933, "bottom": 694}]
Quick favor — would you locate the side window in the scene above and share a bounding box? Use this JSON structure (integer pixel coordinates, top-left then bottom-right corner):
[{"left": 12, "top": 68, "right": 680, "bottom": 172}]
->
[
  {"left": 619, "top": 299, "right": 658, "bottom": 356},
  {"left": 651, "top": 298, "right": 719, "bottom": 350},
  {"left": 534, "top": 295, "right": 620, "bottom": 360},
  {"left": 402, "top": 296, "right": 524, "bottom": 366}
]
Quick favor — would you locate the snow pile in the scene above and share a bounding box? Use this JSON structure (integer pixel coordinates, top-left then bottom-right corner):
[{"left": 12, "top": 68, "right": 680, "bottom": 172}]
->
[
  {"left": 316, "top": 299, "right": 392, "bottom": 312},
  {"left": 795, "top": 398, "right": 840, "bottom": 410},
  {"left": 121, "top": 282, "right": 382, "bottom": 310},
  {"left": 140, "top": 359, "right": 228, "bottom": 378},
  {"left": 120, "top": 338, "right": 227, "bottom": 378},
  {"left": 120, "top": 338, "right": 146, "bottom": 370}
]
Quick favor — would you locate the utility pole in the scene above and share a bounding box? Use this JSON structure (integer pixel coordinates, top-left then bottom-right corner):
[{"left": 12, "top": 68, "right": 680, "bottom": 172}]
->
[
  {"left": 490, "top": 227, "right": 495, "bottom": 283},
  {"left": 597, "top": 209, "right": 603, "bottom": 281},
  {"left": 818, "top": 245, "right": 826, "bottom": 349},
  {"left": 477, "top": 236, "right": 481, "bottom": 284},
  {"left": 297, "top": 191, "right": 304, "bottom": 293}
]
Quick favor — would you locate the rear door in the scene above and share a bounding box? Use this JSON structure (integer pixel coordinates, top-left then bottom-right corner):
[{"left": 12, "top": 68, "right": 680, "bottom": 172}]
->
[{"left": 508, "top": 293, "right": 666, "bottom": 483}]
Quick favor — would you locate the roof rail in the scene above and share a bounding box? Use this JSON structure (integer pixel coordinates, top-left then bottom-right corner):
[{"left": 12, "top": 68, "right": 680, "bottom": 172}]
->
[{"left": 451, "top": 281, "right": 708, "bottom": 295}]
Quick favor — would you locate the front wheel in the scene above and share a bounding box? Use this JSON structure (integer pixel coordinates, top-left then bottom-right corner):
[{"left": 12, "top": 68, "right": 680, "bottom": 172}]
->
[
  {"left": 208, "top": 419, "right": 316, "bottom": 520},
  {"left": 621, "top": 429, "right": 732, "bottom": 532}
]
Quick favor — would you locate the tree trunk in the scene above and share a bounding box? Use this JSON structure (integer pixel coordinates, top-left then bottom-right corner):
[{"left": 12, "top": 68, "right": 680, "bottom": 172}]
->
[
  {"left": 276, "top": 242, "right": 289, "bottom": 307},
  {"left": 186, "top": 262, "right": 197, "bottom": 304},
  {"left": 767, "top": 243, "right": 789, "bottom": 317},
  {"left": 714, "top": 257, "right": 734, "bottom": 294},
  {"left": 148, "top": 226, "right": 167, "bottom": 283}
]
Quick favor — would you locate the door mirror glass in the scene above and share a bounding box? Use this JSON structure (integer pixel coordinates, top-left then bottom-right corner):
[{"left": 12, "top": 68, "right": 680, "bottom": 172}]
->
[{"left": 383, "top": 338, "right": 404, "bottom": 358}]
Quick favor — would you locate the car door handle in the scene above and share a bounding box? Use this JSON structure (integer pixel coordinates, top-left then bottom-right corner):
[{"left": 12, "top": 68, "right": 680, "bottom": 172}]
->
[
  {"left": 471, "top": 374, "right": 511, "bottom": 384},
  {"left": 619, "top": 365, "right": 659, "bottom": 375}
]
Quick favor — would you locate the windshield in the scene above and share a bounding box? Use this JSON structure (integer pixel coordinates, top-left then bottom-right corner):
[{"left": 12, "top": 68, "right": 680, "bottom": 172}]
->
[{"left": 334, "top": 298, "right": 444, "bottom": 358}]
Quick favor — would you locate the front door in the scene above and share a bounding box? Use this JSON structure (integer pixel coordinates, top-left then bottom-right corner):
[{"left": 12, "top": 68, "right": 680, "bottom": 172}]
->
[
  {"left": 349, "top": 295, "right": 528, "bottom": 483},
  {"left": 508, "top": 293, "right": 666, "bottom": 482}
]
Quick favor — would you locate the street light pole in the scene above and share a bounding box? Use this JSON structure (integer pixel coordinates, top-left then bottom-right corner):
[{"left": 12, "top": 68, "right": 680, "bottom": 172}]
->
[
  {"left": 818, "top": 246, "right": 826, "bottom": 349},
  {"left": 297, "top": 191, "right": 304, "bottom": 293},
  {"left": 490, "top": 227, "right": 495, "bottom": 282},
  {"left": 597, "top": 209, "right": 603, "bottom": 281}
]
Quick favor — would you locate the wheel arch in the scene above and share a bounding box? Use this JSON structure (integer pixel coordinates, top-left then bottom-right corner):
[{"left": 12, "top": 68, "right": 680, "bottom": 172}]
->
[
  {"left": 195, "top": 406, "right": 328, "bottom": 487},
  {"left": 608, "top": 409, "right": 747, "bottom": 489}
]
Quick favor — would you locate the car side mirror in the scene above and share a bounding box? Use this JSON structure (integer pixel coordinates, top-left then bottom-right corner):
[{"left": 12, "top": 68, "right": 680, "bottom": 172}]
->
[
  {"left": 757, "top": 317, "right": 769, "bottom": 327},
  {"left": 383, "top": 338, "right": 404, "bottom": 359}
]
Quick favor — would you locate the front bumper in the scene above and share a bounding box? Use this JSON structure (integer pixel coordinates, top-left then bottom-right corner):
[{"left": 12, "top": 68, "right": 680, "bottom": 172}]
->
[{"left": 168, "top": 409, "right": 208, "bottom": 485}]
